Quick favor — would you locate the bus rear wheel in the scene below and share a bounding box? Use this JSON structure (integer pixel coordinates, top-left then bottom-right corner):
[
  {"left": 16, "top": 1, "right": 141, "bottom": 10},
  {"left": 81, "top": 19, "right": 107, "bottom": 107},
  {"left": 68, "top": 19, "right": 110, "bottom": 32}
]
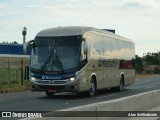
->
[
  {"left": 117, "top": 77, "right": 124, "bottom": 92},
  {"left": 87, "top": 78, "right": 96, "bottom": 97}
]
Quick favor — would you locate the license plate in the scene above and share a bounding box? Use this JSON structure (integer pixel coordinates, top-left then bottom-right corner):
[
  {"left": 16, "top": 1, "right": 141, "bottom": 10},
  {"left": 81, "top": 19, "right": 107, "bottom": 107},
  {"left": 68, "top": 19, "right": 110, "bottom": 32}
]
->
[{"left": 48, "top": 89, "right": 56, "bottom": 93}]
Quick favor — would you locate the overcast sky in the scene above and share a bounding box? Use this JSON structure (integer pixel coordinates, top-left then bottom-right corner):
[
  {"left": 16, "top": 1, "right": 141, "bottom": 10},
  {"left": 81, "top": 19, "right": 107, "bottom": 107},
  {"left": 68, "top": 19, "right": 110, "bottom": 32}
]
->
[{"left": 0, "top": 0, "right": 160, "bottom": 56}]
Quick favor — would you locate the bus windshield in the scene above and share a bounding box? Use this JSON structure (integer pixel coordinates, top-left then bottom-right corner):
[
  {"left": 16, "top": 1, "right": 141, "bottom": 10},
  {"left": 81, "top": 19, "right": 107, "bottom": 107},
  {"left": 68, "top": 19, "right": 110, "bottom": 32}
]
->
[{"left": 31, "top": 36, "right": 82, "bottom": 73}]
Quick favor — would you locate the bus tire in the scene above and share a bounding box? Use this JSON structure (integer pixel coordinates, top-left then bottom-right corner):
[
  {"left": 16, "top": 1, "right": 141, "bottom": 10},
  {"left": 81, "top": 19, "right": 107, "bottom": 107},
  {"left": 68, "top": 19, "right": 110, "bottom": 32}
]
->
[
  {"left": 117, "top": 77, "right": 124, "bottom": 92},
  {"left": 45, "top": 91, "right": 55, "bottom": 97},
  {"left": 87, "top": 78, "right": 96, "bottom": 97}
]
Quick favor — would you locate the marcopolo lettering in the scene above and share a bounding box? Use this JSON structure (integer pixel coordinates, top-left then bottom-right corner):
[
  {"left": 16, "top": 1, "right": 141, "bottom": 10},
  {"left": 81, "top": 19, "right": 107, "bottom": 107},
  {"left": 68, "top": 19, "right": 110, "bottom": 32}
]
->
[
  {"left": 41, "top": 76, "right": 62, "bottom": 80},
  {"left": 98, "top": 60, "right": 118, "bottom": 68}
]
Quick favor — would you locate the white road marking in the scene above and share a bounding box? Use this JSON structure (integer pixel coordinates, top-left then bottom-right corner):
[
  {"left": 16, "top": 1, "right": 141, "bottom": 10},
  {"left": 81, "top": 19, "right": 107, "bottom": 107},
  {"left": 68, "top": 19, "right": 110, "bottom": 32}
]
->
[
  {"left": 96, "top": 94, "right": 117, "bottom": 99},
  {"left": 144, "top": 86, "right": 155, "bottom": 89}
]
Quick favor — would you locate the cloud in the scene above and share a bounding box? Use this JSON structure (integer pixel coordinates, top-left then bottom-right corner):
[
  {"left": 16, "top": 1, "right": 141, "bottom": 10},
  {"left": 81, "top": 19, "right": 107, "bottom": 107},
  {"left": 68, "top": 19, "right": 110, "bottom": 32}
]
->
[
  {"left": 26, "top": 5, "right": 58, "bottom": 10},
  {"left": 136, "top": 43, "right": 160, "bottom": 56},
  {"left": 0, "top": 4, "right": 8, "bottom": 16},
  {"left": 0, "top": 0, "right": 160, "bottom": 56},
  {"left": 137, "top": 0, "right": 159, "bottom": 8},
  {"left": 122, "top": 0, "right": 159, "bottom": 9},
  {"left": 0, "top": 4, "right": 6, "bottom": 9}
]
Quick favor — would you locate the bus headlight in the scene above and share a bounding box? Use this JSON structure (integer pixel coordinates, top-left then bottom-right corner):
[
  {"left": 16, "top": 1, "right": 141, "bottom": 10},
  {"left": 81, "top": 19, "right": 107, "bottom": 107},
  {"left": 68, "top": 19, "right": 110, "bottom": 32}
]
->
[
  {"left": 68, "top": 75, "right": 81, "bottom": 82},
  {"left": 30, "top": 77, "right": 36, "bottom": 81},
  {"left": 69, "top": 77, "right": 75, "bottom": 82}
]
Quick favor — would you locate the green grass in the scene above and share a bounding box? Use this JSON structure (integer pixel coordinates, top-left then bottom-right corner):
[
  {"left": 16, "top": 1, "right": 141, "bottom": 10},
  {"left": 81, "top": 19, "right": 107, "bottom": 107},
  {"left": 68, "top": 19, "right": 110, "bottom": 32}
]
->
[
  {"left": 0, "top": 84, "right": 20, "bottom": 89},
  {"left": 0, "top": 68, "right": 26, "bottom": 89},
  {"left": 0, "top": 57, "right": 30, "bottom": 92}
]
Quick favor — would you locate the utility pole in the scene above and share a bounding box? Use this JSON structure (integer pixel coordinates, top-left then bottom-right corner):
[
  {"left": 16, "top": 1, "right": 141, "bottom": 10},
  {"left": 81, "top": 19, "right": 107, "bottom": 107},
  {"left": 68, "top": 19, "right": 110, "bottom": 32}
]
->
[
  {"left": 21, "top": 27, "right": 27, "bottom": 85},
  {"left": 20, "top": 58, "right": 24, "bottom": 86}
]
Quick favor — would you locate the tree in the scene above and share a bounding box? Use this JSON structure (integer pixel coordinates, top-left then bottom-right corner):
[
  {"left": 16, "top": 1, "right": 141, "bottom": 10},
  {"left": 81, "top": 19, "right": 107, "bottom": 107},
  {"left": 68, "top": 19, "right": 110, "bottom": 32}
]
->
[
  {"left": 135, "top": 55, "right": 144, "bottom": 74},
  {"left": 143, "top": 52, "right": 159, "bottom": 65},
  {"left": 12, "top": 41, "right": 18, "bottom": 44}
]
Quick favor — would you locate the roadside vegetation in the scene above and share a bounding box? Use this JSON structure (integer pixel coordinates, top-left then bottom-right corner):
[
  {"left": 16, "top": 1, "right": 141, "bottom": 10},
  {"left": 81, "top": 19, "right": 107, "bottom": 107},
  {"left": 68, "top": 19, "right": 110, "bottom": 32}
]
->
[{"left": 136, "top": 52, "right": 160, "bottom": 74}]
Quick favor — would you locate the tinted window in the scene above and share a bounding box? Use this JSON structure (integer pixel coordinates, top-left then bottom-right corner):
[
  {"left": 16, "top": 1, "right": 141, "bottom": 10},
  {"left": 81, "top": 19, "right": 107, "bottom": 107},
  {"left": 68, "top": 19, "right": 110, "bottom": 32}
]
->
[
  {"left": 92, "top": 34, "right": 103, "bottom": 55},
  {"left": 118, "top": 40, "right": 124, "bottom": 58},
  {"left": 31, "top": 36, "right": 81, "bottom": 72},
  {"left": 130, "top": 43, "right": 135, "bottom": 59},
  {"left": 124, "top": 42, "right": 131, "bottom": 58},
  {"left": 103, "top": 36, "right": 112, "bottom": 56},
  {"left": 110, "top": 38, "right": 119, "bottom": 57},
  {"left": 83, "top": 32, "right": 93, "bottom": 54}
]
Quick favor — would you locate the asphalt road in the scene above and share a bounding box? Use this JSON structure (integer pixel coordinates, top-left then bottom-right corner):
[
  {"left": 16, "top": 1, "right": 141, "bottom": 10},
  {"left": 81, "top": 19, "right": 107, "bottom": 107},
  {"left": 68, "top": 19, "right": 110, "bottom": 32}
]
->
[{"left": 0, "top": 75, "right": 160, "bottom": 112}]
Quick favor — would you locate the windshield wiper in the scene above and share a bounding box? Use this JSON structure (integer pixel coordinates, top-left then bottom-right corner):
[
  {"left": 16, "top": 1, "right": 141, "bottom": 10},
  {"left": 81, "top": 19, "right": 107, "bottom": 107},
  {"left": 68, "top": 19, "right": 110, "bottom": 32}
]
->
[
  {"left": 51, "top": 53, "right": 65, "bottom": 74},
  {"left": 41, "top": 48, "right": 54, "bottom": 72},
  {"left": 41, "top": 47, "right": 65, "bottom": 74}
]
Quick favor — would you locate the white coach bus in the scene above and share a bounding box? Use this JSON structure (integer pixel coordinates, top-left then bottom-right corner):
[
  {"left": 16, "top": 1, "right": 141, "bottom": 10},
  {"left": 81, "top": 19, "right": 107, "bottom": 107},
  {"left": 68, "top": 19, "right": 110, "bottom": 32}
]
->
[{"left": 24, "top": 26, "right": 135, "bottom": 97}]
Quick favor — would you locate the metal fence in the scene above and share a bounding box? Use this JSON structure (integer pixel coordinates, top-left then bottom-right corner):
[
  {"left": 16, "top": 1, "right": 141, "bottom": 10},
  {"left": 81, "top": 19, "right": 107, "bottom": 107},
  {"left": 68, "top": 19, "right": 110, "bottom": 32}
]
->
[{"left": 0, "top": 56, "right": 30, "bottom": 89}]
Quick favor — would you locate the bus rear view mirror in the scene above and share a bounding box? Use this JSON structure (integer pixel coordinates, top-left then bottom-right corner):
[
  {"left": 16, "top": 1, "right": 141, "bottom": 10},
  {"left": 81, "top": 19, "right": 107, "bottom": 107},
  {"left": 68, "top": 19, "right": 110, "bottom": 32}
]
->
[
  {"left": 23, "top": 40, "right": 34, "bottom": 55},
  {"left": 84, "top": 45, "right": 88, "bottom": 54}
]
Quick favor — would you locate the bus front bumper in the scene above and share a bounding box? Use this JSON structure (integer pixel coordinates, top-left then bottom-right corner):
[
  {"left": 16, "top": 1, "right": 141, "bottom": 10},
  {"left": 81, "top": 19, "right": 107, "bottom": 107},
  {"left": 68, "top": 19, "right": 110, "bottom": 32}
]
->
[{"left": 30, "top": 80, "right": 80, "bottom": 93}]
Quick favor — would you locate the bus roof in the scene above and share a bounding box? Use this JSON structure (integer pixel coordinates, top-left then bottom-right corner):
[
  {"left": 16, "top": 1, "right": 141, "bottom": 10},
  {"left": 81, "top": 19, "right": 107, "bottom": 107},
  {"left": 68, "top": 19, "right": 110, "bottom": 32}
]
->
[{"left": 36, "top": 26, "right": 133, "bottom": 42}]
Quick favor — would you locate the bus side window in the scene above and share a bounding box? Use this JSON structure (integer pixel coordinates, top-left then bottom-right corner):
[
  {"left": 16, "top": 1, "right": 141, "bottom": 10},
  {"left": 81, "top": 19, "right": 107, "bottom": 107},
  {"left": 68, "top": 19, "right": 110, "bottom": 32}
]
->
[
  {"left": 118, "top": 40, "right": 124, "bottom": 58},
  {"left": 81, "top": 41, "right": 86, "bottom": 60},
  {"left": 80, "top": 41, "right": 87, "bottom": 66},
  {"left": 130, "top": 43, "right": 135, "bottom": 59},
  {"left": 110, "top": 38, "right": 119, "bottom": 57},
  {"left": 83, "top": 32, "right": 92, "bottom": 54},
  {"left": 126, "top": 42, "right": 131, "bottom": 58},
  {"left": 92, "top": 34, "right": 103, "bottom": 55},
  {"left": 103, "top": 36, "right": 111, "bottom": 56}
]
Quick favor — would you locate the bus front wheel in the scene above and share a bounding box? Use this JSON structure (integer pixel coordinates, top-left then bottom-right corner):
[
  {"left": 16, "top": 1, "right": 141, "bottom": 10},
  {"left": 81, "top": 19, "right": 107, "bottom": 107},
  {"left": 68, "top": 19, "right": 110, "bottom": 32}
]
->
[{"left": 87, "top": 78, "right": 96, "bottom": 97}]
